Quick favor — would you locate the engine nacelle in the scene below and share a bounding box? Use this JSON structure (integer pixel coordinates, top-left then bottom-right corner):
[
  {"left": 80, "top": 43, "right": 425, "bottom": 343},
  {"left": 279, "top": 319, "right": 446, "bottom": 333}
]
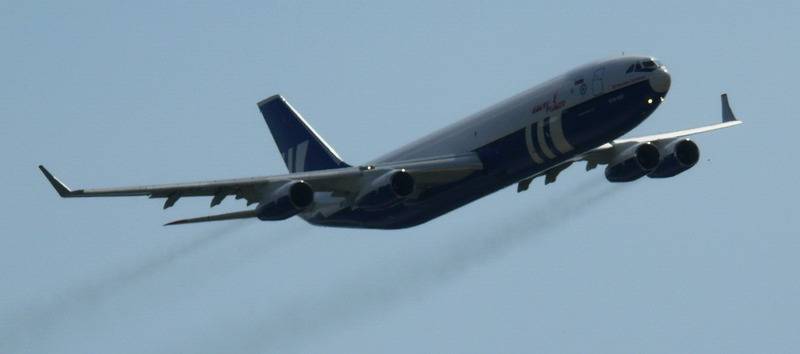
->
[
  {"left": 648, "top": 139, "right": 700, "bottom": 178},
  {"left": 605, "top": 143, "right": 661, "bottom": 182},
  {"left": 256, "top": 181, "right": 314, "bottom": 221},
  {"left": 354, "top": 170, "right": 415, "bottom": 210}
]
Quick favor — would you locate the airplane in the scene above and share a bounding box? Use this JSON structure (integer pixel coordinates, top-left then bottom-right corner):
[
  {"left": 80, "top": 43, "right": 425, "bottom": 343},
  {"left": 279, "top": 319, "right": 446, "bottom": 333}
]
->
[{"left": 40, "top": 55, "right": 742, "bottom": 229}]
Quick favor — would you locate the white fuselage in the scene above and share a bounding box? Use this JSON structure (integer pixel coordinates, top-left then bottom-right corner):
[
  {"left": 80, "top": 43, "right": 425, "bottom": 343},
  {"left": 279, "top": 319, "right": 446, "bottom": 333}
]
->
[{"left": 374, "top": 56, "right": 668, "bottom": 164}]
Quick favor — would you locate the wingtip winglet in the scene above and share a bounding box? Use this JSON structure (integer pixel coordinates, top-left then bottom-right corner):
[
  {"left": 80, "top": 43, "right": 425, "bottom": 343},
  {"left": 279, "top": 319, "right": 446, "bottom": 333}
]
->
[
  {"left": 38, "top": 165, "right": 75, "bottom": 197},
  {"left": 721, "top": 93, "right": 739, "bottom": 123}
]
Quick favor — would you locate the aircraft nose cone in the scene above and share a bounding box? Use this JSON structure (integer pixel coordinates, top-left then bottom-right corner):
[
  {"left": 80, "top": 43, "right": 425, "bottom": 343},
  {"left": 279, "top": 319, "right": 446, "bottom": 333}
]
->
[{"left": 649, "top": 67, "right": 671, "bottom": 94}]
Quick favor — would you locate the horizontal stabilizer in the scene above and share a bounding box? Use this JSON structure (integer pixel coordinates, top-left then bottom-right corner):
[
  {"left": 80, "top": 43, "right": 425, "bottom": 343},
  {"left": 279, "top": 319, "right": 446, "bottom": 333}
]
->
[{"left": 164, "top": 209, "right": 258, "bottom": 226}]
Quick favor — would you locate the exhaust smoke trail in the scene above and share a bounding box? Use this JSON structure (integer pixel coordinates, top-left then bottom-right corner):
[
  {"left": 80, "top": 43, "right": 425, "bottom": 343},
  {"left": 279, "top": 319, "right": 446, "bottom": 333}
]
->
[
  {"left": 1, "top": 220, "right": 254, "bottom": 351},
  {"left": 221, "top": 179, "right": 625, "bottom": 353}
]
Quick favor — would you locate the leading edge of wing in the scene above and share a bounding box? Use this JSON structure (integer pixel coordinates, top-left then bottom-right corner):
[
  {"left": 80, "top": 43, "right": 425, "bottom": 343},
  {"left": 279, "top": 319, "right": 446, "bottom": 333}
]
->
[
  {"left": 39, "top": 152, "right": 484, "bottom": 200},
  {"left": 612, "top": 120, "right": 742, "bottom": 145},
  {"left": 37, "top": 165, "right": 365, "bottom": 198},
  {"left": 38, "top": 164, "right": 272, "bottom": 198}
]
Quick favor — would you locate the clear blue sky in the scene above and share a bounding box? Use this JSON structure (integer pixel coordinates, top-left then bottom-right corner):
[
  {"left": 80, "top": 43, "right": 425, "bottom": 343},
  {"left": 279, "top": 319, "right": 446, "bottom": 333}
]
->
[{"left": 2, "top": 1, "right": 798, "bottom": 353}]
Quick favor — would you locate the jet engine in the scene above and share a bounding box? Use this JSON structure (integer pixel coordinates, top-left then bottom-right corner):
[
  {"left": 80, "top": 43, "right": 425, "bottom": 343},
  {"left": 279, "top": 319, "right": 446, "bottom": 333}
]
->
[
  {"left": 605, "top": 143, "right": 661, "bottom": 182},
  {"left": 256, "top": 181, "right": 314, "bottom": 220},
  {"left": 355, "top": 170, "right": 415, "bottom": 210},
  {"left": 648, "top": 139, "right": 700, "bottom": 178}
]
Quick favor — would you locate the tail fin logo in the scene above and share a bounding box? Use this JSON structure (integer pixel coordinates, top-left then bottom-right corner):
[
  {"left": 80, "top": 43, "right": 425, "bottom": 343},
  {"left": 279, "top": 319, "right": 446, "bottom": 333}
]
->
[
  {"left": 283, "top": 140, "right": 309, "bottom": 172},
  {"left": 259, "top": 95, "right": 350, "bottom": 172}
]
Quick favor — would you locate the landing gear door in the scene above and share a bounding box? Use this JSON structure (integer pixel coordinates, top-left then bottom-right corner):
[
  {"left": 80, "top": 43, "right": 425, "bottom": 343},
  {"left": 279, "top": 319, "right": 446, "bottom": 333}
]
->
[{"left": 592, "top": 68, "right": 605, "bottom": 97}]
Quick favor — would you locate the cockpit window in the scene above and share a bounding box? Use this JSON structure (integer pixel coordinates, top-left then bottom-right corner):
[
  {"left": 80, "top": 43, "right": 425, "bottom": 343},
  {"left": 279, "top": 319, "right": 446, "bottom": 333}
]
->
[{"left": 626, "top": 60, "right": 659, "bottom": 74}]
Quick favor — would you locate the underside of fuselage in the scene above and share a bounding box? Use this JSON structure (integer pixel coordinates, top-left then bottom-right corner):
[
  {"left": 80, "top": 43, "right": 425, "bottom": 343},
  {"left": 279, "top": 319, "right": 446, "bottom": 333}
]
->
[{"left": 305, "top": 79, "right": 664, "bottom": 229}]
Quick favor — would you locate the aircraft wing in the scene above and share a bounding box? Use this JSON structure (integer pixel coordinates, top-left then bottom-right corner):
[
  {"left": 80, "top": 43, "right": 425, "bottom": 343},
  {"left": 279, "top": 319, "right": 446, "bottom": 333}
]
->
[
  {"left": 39, "top": 165, "right": 361, "bottom": 208},
  {"left": 517, "top": 94, "right": 743, "bottom": 191},
  {"left": 40, "top": 152, "right": 483, "bottom": 209}
]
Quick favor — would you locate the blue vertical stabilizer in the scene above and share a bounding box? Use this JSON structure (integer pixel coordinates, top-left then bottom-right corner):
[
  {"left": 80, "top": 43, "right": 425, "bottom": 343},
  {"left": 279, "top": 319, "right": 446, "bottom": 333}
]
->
[{"left": 258, "top": 95, "right": 350, "bottom": 173}]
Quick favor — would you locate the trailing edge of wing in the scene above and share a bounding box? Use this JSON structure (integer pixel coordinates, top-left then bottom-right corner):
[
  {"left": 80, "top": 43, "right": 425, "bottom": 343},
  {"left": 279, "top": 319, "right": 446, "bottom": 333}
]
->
[{"left": 164, "top": 209, "right": 258, "bottom": 226}]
